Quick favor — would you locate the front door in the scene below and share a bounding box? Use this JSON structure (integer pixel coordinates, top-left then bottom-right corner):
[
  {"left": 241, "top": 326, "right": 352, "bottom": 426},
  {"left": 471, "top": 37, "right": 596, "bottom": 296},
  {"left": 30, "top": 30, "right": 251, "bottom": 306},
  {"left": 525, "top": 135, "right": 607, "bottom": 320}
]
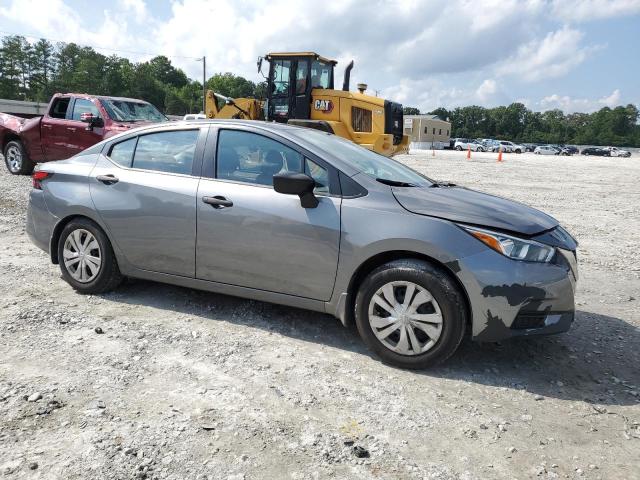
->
[
  {"left": 65, "top": 98, "right": 105, "bottom": 155},
  {"left": 196, "top": 128, "right": 341, "bottom": 301},
  {"left": 292, "top": 59, "right": 311, "bottom": 119},
  {"left": 268, "top": 58, "right": 293, "bottom": 123},
  {"left": 90, "top": 128, "right": 205, "bottom": 277}
]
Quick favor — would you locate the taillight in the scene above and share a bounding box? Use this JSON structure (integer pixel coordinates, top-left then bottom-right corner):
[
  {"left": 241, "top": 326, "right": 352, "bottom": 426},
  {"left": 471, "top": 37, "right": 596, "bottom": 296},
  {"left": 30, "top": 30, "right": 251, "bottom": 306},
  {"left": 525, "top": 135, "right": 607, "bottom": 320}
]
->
[{"left": 32, "top": 171, "right": 51, "bottom": 190}]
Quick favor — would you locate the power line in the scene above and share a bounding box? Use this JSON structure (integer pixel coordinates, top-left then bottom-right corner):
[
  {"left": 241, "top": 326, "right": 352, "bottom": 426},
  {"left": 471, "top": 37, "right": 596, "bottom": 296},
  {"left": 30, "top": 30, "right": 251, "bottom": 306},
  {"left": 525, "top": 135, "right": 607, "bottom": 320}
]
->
[{"left": 0, "top": 30, "right": 202, "bottom": 60}]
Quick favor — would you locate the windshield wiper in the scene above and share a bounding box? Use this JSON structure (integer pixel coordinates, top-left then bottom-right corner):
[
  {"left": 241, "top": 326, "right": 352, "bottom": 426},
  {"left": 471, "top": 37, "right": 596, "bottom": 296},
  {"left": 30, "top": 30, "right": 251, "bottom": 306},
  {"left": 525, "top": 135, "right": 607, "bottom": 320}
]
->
[
  {"left": 376, "top": 178, "right": 417, "bottom": 187},
  {"left": 430, "top": 181, "right": 457, "bottom": 188}
]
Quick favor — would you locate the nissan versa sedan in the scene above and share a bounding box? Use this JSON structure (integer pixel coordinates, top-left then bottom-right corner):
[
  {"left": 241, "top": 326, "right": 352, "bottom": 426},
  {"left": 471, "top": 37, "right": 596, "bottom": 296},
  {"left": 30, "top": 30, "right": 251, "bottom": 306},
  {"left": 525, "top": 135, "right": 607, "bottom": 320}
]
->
[{"left": 26, "top": 120, "right": 578, "bottom": 369}]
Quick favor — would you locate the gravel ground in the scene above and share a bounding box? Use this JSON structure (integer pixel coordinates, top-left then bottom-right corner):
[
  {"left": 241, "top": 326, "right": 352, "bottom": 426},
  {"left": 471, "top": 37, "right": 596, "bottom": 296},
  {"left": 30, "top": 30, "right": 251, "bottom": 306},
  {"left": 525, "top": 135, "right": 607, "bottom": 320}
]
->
[{"left": 0, "top": 149, "right": 639, "bottom": 479}]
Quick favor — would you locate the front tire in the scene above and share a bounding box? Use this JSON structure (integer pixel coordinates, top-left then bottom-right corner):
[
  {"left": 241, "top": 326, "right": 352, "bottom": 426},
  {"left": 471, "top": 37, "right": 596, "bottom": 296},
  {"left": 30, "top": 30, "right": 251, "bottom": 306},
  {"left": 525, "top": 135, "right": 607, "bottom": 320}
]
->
[
  {"left": 455, "top": 146, "right": 462, "bottom": 151},
  {"left": 58, "top": 218, "right": 123, "bottom": 294},
  {"left": 4, "top": 140, "right": 35, "bottom": 175},
  {"left": 354, "top": 259, "right": 466, "bottom": 369}
]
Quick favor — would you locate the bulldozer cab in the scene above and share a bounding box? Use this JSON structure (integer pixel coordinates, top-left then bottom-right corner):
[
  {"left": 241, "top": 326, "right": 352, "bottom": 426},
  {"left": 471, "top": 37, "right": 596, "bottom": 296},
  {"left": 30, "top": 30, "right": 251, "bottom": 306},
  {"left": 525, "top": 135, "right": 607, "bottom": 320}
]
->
[{"left": 263, "top": 52, "right": 337, "bottom": 123}]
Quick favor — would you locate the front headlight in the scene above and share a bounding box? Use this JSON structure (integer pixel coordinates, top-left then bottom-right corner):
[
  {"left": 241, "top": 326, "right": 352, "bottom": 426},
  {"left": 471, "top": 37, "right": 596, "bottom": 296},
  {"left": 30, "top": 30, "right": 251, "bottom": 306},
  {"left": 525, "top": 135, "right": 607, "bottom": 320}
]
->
[{"left": 461, "top": 226, "right": 555, "bottom": 263}]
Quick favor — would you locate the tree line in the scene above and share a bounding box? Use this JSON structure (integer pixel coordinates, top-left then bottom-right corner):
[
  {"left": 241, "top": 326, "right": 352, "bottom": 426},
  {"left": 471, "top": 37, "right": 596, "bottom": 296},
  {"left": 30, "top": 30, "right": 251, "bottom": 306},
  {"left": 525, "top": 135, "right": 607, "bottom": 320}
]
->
[
  {"left": 403, "top": 102, "right": 640, "bottom": 147},
  {"left": 0, "top": 35, "right": 264, "bottom": 116},
  {"left": 1, "top": 35, "right": 637, "bottom": 146}
]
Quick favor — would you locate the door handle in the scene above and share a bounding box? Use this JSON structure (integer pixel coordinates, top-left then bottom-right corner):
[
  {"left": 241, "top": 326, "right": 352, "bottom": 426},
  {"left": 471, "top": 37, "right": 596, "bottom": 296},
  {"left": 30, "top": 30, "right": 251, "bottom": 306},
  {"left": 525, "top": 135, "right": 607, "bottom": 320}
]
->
[
  {"left": 42, "top": 124, "right": 52, "bottom": 129},
  {"left": 202, "top": 196, "right": 233, "bottom": 208},
  {"left": 96, "top": 174, "right": 119, "bottom": 185},
  {"left": 66, "top": 127, "right": 77, "bottom": 132}
]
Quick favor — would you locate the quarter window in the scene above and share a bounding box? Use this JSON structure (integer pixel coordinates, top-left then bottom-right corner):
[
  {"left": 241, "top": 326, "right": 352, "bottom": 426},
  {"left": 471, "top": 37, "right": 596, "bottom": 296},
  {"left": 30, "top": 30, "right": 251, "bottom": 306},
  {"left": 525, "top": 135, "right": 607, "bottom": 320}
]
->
[
  {"left": 72, "top": 99, "right": 100, "bottom": 121},
  {"left": 216, "top": 130, "right": 303, "bottom": 187},
  {"left": 132, "top": 130, "right": 199, "bottom": 175},
  {"left": 108, "top": 137, "right": 137, "bottom": 167}
]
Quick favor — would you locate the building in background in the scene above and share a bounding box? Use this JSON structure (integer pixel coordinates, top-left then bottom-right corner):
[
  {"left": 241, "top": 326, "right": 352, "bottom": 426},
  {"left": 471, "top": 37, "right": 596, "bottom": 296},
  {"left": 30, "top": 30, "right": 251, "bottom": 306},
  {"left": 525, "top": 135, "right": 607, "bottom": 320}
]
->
[{"left": 403, "top": 114, "right": 451, "bottom": 150}]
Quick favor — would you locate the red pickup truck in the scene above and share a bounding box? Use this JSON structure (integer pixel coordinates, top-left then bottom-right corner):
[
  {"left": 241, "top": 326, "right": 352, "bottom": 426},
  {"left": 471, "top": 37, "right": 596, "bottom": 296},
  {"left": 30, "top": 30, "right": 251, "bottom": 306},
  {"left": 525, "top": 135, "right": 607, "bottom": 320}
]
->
[{"left": 1, "top": 93, "right": 167, "bottom": 174}]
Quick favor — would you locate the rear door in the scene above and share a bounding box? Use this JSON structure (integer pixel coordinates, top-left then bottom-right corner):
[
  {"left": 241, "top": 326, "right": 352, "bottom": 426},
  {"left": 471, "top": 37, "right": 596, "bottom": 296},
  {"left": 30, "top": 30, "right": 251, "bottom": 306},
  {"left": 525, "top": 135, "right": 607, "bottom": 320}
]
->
[
  {"left": 195, "top": 126, "right": 341, "bottom": 301},
  {"left": 90, "top": 126, "right": 207, "bottom": 277},
  {"left": 41, "top": 96, "right": 73, "bottom": 161}
]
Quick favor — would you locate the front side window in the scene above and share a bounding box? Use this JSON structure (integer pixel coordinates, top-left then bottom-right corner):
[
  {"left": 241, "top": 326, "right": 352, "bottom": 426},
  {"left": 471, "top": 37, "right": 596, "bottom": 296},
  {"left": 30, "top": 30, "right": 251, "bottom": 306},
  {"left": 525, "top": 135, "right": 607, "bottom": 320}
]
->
[
  {"left": 72, "top": 99, "right": 101, "bottom": 121},
  {"left": 100, "top": 99, "right": 166, "bottom": 123},
  {"left": 131, "top": 130, "right": 199, "bottom": 175},
  {"left": 216, "top": 130, "right": 303, "bottom": 186},
  {"left": 272, "top": 60, "right": 291, "bottom": 96},
  {"left": 306, "top": 158, "right": 329, "bottom": 194},
  {"left": 310, "top": 60, "right": 332, "bottom": 89}
]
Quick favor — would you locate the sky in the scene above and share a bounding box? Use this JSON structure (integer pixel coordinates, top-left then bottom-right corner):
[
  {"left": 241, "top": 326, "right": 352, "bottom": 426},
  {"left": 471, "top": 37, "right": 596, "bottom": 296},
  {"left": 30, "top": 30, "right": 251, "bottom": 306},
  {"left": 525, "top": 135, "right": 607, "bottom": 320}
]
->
[{"left": 0, "top": 0, "right": 639, "bottom": 114}]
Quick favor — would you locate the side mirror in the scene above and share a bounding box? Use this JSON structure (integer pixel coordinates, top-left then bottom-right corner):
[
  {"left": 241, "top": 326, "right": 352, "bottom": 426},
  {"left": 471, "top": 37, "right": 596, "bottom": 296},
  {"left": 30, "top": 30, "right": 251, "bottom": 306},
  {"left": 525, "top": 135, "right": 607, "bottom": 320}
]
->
[
  {"left": 273, "top": 172, "right": 318, "bottom": 208},
  {"left": 80, "top": 112, "right": 103, "bottom": 130}
]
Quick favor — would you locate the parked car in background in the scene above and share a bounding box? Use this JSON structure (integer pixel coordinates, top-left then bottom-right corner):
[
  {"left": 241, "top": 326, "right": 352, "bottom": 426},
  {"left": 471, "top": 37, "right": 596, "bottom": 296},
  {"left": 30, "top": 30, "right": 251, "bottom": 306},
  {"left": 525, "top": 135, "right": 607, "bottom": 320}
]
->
[
  {"left": 491, "top": 141, "right": 524, "bottom": 153},
  {"left": 25, "top": 120, "right": 578, "bottom": 369},
  {"left": 581, "top": 147, "right": 610, "bottom": 156},
  {"left": 548, "top": 145, "right": 572, "bottom": 156},
  {"left": 523, "top": 143, "right": 539, "bottom": 152},
  {"left": 534, "top": 145, "right": 559, "bottom": 155},
  {"left": 1, "top": 93, "right": 167, "bottom": 175},
  {"left": 183, "top": 113, "right": 207, "bottom": 121},
  {"left": 604, "top": 146, "right": 631, "bottom": 157},
  {"left": 454, "top": 138, "right": 485, "bottom": 151},
  {"left": 559, "top": 145, "right": 579, "bottom": 155}
]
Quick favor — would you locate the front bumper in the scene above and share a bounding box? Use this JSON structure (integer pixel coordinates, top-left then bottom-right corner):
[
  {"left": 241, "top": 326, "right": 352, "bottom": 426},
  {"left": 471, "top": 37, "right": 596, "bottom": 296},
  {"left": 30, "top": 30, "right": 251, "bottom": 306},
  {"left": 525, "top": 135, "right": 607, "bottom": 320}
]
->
[{"left": 454, "top": 247, "right": 577, "bottom": 342}]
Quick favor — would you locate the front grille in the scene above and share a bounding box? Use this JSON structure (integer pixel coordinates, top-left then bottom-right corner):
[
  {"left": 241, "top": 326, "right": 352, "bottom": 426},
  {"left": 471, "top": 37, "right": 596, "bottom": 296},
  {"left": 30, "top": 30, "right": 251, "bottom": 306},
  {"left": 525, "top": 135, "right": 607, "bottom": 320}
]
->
[
  {"left": 384, "top": 100, "right": 404, "bottom": 145},
  {"left": 351, "top": 106, "right": 372, "bottom": 132}
]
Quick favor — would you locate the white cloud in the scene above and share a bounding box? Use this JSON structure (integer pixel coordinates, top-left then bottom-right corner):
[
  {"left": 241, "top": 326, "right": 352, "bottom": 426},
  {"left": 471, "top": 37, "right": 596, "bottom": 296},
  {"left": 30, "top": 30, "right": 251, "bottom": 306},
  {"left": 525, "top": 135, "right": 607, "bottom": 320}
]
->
[
  {"left": 119, "top": 0, "right": 147, "bottom": 23},
  {"left": 0, "top": 0, "right": 636, "bottom": 112},
  {"left": 551, "top": 0, "right": 640, "bottom": 22},
  {"left": 498, "top": 27, "right": 597, "bottom": 82},
  {"left": 539, "top": 89, "right": 625, "bottom": 112}
]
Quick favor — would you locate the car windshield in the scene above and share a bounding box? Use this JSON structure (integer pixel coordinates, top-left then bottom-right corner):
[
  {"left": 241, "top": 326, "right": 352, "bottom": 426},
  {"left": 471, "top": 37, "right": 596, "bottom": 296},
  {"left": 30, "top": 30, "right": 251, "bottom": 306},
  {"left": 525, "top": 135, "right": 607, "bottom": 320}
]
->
[
  {"left": 100, "top": 99, "right": 167, "bottom": 123},
  {"left": 292, "top": 129, "right": 433, "bottom": 187}
]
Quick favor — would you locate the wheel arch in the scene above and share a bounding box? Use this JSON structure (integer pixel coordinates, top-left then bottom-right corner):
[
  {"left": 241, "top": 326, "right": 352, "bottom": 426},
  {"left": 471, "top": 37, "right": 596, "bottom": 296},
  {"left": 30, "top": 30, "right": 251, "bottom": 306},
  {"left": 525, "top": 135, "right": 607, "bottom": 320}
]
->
[
  {"left": 341, "top": 250, "right": 472, "bottom": 328},
  {"left": 1, "top": 132, "right": 21, "bottom": 153},
  {"left": 50, "top": 213, "right": 111, "bottom": 264}
]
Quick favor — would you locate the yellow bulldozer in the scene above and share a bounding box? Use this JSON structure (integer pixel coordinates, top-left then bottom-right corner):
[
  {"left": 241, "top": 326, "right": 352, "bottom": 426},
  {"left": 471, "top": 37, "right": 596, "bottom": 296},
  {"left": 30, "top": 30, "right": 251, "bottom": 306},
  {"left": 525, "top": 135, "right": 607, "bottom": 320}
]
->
[{"left": 205, "top": 52, "right": 409, "bottom": 156}]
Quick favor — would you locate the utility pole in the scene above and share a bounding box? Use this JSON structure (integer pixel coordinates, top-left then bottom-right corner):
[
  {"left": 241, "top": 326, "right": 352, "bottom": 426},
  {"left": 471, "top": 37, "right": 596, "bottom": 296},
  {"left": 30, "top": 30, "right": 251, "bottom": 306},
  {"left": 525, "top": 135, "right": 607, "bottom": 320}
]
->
[{"left": 201, "top": 56, "right": 206, "bottom": 114}]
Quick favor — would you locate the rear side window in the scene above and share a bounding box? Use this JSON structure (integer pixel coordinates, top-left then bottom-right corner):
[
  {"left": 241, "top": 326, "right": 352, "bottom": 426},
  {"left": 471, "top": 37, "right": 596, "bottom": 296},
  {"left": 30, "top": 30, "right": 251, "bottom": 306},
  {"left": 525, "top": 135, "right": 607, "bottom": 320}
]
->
[
  {"left": 108, "top": 137, "right": 137, "bottom": 167},
  {"left": 71, "top": 99, "right": 101, "bottom": 121},
  {"left": 132, "top": 130, "right": 199, "bottom": 175},
  {"left": 49, "top": 97, "right": 70, "bottom": 119}
]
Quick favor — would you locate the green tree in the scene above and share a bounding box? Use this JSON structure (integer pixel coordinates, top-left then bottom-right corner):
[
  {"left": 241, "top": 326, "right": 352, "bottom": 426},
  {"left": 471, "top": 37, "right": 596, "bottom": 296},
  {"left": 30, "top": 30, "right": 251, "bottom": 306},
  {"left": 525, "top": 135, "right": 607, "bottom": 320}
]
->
[
  {"left": 206, "top": 72, "right": 256, "bottom": 98},
  {"left": 403, "top": 106, "right": 420, "bottom": 115}
]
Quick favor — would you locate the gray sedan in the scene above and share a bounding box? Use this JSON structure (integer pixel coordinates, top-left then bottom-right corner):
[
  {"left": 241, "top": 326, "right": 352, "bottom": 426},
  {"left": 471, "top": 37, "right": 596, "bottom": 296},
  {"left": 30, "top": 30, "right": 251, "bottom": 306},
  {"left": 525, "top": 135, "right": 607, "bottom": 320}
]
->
[{"left": 26, "top": 120, "right": 578, "bottom": 368}]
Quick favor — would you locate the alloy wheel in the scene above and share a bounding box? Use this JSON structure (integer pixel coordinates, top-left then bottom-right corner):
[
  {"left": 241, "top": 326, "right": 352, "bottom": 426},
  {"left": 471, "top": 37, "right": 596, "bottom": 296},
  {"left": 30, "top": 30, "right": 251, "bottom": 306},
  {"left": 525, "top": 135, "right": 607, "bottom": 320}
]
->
[
  {"left": 62, "top": 229, "right": 102, "bottom": 283},
  {"left": 367, "top": 281, "right": 443, "bottom": 355},
  {"left": 5, "top": 145, "right": 22, "bottom": 173}
]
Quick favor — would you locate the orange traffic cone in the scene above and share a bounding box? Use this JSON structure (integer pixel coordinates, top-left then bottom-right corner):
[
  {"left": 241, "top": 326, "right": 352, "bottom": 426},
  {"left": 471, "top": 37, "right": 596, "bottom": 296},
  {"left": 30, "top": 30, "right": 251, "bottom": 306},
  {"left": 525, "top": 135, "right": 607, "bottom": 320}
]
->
[
  {"left": 497, "top": 147, "right": 503, "bottom": 163},
  {"left": 466, "top": 146, "right": 471, "bottom": 160}
]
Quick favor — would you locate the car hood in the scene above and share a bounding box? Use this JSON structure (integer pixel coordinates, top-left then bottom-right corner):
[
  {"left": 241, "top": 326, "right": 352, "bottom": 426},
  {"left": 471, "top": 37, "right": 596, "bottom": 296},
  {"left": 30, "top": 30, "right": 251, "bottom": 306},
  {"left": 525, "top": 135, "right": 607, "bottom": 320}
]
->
[{"left": 392, "top": 185, "right": 559, "bottom": 236}]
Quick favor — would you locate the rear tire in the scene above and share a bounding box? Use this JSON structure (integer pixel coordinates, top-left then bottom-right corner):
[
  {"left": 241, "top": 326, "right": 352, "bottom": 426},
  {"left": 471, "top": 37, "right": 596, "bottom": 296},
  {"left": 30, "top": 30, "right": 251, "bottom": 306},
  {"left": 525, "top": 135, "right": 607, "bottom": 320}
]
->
[
  {"left": 4, "top": 140, "right": 34, "bottom": 175},
  {"left": 354, "top": 259, "right": 466, "bottom": 369},
  {"left": 455, "top": 146, "right": 462, "bottom": 151},
  {"left": 58, "top": 218, "right": 123, "bottom": 294}
]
